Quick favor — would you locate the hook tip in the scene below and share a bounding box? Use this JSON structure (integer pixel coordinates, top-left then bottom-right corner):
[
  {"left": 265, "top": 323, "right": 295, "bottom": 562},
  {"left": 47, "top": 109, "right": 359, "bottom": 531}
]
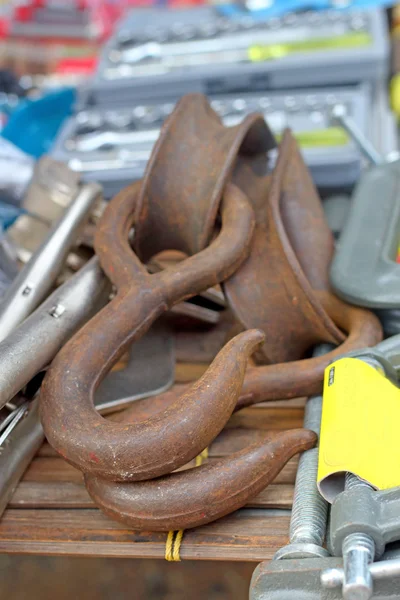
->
[{"left": 236, "top": 328, "right": 266, "bottom": 353}]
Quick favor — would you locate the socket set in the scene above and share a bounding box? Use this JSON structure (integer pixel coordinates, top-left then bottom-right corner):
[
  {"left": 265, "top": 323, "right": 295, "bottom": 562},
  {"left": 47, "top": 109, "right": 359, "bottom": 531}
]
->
[
  {"left": 84, "top": 5, "right": 389, "bottom": 107},
  {"left": 53, "top": 83, "right": 376, "bottom": 197}
]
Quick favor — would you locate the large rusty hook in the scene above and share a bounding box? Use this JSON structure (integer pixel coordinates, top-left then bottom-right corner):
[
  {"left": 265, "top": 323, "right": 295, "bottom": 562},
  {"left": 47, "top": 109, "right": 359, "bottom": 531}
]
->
[
  {"left": 40, "top": 186, "right": 257, "bottom": 481},
  {"left": 40, "top": 94, "right": 275, "bottom": 482},
  {"left": 85, "top": 428, "right": 316, "bottom": 531}
]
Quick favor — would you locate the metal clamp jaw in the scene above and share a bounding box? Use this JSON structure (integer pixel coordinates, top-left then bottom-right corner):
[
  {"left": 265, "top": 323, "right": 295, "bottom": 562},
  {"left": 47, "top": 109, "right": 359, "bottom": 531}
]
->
[
  {"left": 329, "top": 486, "right": 400, "bottom": 560},
  {"left": 6, "top": 157, "right": 82, "bottom": 263},
  {"left": 322, "top": 486, "right": 400, "bottom": 596},
  {"left": 330, "top": 106, "right": 400, "bottom": 336},
  {"left": 251, "top": 557, "right": 400, "bottom": 600}
]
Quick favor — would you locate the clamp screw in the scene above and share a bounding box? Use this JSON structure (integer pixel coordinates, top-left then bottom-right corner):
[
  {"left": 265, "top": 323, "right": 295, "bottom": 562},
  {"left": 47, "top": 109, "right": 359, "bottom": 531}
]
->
[{"left": 274, "top": 345, "right": 331, "bottom": 560}]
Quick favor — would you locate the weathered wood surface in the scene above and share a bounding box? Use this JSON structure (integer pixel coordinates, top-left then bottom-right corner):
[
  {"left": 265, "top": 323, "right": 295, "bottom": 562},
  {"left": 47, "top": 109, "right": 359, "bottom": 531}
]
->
[{"left": 0, "top": 374, "right": 304, "bottom": 561}]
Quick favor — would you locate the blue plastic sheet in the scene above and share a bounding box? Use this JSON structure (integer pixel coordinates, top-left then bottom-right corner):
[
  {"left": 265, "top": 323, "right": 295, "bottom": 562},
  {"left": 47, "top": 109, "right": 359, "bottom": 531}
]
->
[
  {"left": 218, "top": 0, "right": 394, "bottom": 19},
  {"left": 1, "top": 88, "right": 75, "bottom": 159}
]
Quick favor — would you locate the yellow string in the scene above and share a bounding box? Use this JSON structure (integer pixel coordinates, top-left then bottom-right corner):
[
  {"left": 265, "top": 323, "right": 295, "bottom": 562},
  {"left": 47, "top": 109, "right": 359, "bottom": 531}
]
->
[
  {"left": 195, "top": 447, "right": 209, "bottom": 467},
  {"left": 165, "top": 530, "right": 178, "bottom": 561},
  {"left": 165, "top": 448, "right": 208, "bottom": 561}
]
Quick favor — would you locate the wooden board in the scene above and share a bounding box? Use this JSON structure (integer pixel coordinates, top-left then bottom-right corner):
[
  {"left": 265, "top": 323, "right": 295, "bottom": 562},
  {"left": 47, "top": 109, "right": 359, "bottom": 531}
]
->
[{"left": 0, "top": 381, "right": 304, "bottom": 562}]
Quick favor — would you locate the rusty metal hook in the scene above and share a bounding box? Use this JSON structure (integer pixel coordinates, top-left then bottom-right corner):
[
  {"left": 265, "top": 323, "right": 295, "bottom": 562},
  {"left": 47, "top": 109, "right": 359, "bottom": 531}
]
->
[
  {"left": 85, "top": 428, "right": 316, "bottom": 531},
  {"left": 40, "top": 94, "right": 275, "bottom": 482},
  {"left": 42, "top": 328, "right": 264, "bottom": 481},
  {"left": 40, "top": 186, "right": 258, "bottom": 481}
]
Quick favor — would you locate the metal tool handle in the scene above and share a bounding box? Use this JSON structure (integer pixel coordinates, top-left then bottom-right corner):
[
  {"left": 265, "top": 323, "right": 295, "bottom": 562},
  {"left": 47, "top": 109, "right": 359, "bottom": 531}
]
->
[
  {"left": 0, "top": 399, "right": 43, "bottom": 518},
  {"left": 330, "top": 104, "right": 385, "bottom": 167},
  {"left": 70, "top": 129, "right": 159, "bottom": 152},
  {"left": 0, "top": 256, "right": 110, "bottom": 411},
  {"left": 0, "top": 182, "right": 102, "bottom": 342}
]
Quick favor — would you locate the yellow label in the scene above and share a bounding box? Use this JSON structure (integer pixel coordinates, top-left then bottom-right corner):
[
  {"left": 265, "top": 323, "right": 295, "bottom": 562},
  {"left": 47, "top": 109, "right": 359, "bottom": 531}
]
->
[
  {"left": 317, "top": 358, "right": 400, "bottom": 503},
  {"left": 391, "top": 74, "right": 400, "bottom": 119},
  {"left": 276, "top": 127, "right": 349, "bottom": 148},
  {"left": 248, "top": 32, "right": 372, "bottom": 63}
]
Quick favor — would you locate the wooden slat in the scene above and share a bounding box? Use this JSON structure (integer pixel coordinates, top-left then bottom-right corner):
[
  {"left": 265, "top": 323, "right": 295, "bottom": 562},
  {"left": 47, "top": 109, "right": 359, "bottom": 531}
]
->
[
  {"left": 22, "top": 458, "right": 83, "bottom": 483},
  {"left": 0, "top": 508, "right": 291, "bottom": 562},
  {"left": 227, "top": 407, "right": 304, "bottom": 431},
  {"left": 9, "top": 481, "right": 293, "bottom": 510}
]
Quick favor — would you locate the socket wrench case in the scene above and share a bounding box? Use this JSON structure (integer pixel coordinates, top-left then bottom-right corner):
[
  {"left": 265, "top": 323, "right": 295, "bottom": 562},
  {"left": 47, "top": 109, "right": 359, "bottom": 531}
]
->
[
  {"left": 52, "top": 83, "right": 372, "bottom": 197},
  {"left": 84, "top": 6, "right": 389, "bottom": 108}
]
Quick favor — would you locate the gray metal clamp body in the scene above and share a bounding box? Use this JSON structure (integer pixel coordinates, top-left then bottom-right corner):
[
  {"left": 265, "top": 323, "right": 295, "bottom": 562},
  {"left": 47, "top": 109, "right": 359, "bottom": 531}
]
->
[
  {"left": 0, "top": 182, "right": 101, "bottom": 342},
  {"left": 250, "top": 556, "right": 400, "bottom": 600},
  {"left": 330, "top": 159, "right": 400, "bottom": 310},
  {"left": 328, "top": 486, "right": 400, "bottom": 562},
  {"left": 250, "top": 336, "right": 400, "bottom": 600},
  {"left": 329, "top": 106, "right": 400, "bottom": 336}
]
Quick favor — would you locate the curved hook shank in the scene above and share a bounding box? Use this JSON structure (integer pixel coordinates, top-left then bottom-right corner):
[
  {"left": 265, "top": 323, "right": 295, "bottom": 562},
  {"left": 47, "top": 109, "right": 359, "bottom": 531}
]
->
[
  {"left": 117, "top": 299, "right": 382, "bottom": 423},
  {"left": 85, "top": 428, "right": 316, "bottom": 531},
  {"left": 94, "top": 181, "right": 147, "bottom": 289},
  {"left": 161, "top": 184, "right": 255, "bottom": 304},
  {"left": 41, "top": 178, "right": 256, "bottom": 482},
  {"left": 95, "top": 180, "right": 255, "bottom": 299},
  {"left": 237, "top": 298, "right": 382, "bottom": 407},
  {"left": 41, "top": 330, "right": 264, "bottom": 481}
]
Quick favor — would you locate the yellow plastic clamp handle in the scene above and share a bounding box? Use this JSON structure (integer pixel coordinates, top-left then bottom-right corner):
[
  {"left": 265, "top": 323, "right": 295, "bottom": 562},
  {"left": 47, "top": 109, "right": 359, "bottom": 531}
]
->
[{"left": 318, "top": 357, "right": 400, "bottom": 504}]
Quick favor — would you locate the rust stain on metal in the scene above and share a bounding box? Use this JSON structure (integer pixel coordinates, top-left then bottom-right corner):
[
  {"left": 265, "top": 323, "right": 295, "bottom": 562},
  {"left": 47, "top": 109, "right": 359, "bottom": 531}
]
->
[
  {"left": 134, "top": 94, "right": 275, "bottom": 261},
  {"left": 40, "top": 95, "right": 274, "bottom": 483},
  {"left": 224, "top": 131, "right": 345, "bottom": 365}
]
